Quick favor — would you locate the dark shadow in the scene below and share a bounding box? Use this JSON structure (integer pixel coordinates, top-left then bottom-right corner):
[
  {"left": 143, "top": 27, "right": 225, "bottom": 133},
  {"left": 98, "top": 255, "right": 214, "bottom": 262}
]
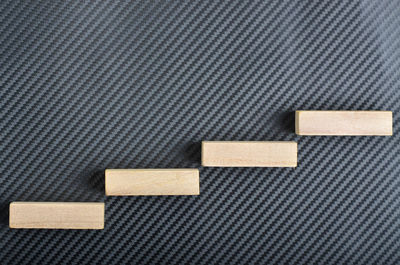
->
[
  {"left": 0, "top": 201, "right": 9, "bottom": 226},
  {"left": 279, "top": 111, "right": 295, "bottom": 133},
  {"left": 87, "top": 170, "right": 106, "bottom": 193},
  {"left": 183, "top": 141, "right": 202, "bottom": 165}
]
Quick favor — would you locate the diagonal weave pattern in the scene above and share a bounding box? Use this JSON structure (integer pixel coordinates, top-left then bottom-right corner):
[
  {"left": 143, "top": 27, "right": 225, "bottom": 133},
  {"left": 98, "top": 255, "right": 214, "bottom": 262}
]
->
[{"left": 1, "top": 0, "right": 400, "bottom": 264}]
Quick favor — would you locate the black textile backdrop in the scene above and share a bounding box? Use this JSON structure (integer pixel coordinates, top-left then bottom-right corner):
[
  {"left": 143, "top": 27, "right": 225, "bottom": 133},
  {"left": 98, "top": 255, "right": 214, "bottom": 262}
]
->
[{"left": 1, "top": 0, "right": 400, "bottom": 264}]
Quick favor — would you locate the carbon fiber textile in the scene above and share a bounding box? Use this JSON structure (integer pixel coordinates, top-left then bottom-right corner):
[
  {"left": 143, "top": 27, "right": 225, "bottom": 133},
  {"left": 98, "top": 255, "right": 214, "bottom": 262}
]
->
[{"left": 1, "top": 0, "right": 400, "bottom": 264}]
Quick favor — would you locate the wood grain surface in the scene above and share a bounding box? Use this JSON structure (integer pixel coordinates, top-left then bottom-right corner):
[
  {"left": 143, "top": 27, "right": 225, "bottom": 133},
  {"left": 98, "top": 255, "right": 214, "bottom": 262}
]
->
[
  {"left": 9, "top": 202, "right": 105, "bottom": 229},
  {"left": 295, "top": 110, "right": 392, "bottom": 135},
  {"left": 201, "top": 141, "right": 297, "bottom": 167},
  {"left": 105, "top": 169, "right": 200, "bottom": 196}
]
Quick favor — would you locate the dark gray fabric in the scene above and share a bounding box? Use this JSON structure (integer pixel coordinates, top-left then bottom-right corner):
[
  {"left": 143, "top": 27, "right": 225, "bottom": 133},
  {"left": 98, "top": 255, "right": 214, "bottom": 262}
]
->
[{"left": 0, "top": 0, "right": 399, "bottom": 264}]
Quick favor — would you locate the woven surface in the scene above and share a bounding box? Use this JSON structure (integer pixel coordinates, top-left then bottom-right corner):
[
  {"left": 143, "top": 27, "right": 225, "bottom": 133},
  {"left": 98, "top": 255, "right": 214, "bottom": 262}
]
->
[{"left": 1, "top": 0, "right": 400, "bottom": 264}]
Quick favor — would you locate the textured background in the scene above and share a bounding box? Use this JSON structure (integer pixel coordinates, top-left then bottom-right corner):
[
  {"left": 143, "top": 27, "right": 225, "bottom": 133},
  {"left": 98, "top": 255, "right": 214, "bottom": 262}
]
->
[{"left": 1, "top": 0, "right": 400, "bottom": 264}]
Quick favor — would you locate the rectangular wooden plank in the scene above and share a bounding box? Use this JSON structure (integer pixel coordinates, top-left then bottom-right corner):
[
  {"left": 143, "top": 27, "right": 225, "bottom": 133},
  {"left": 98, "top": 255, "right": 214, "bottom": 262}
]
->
[
  {"left": 105, "top": 169, "right": 200, "bottom": 196},
  {"left": 295, "top": 110, "right": 392, "bottom": 136},
  {"left": 201, "top": 141, "right": 297, "bottom": 167},
  {"left": 9, "top": 202, "right": 104, "bottom": 229}
]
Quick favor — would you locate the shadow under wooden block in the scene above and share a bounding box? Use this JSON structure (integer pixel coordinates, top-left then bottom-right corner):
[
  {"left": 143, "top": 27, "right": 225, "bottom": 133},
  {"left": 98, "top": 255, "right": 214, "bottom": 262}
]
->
[
  {"left": 295, "top": 110, "right": 392, "bottom": 136},
  {"left": 9, "top": 202, "right": 104, "bottom": 229},
  {"left": 105, "top": 169, "right": 200, "bottom": 196},
  {"left": 201, "top": 141, "right": 297, "bottom": 167}
]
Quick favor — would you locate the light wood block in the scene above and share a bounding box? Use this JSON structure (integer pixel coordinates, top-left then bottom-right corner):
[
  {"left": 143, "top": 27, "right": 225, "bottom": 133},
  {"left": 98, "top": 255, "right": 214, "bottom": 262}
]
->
[
  {"left": 201, "top": 141, "right": 297, "bottom": 167},
  {"left": 9, "top": 202, "right": 104, "bottom": 229},
  {"left": 105, "top": 169, "right": 200, "bottom": 196},
  {"left": 295, "top": 110, "right": 392, "bottom": 136}
]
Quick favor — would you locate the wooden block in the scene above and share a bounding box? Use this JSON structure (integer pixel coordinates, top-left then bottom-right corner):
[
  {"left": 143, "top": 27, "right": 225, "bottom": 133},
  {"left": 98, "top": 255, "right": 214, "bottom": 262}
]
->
[
  {"left": 201, "top": 141, "right": 297, "bottom": 167},
  {"left": 105, "top": 169, "right": 200, "bottom": 196},
  {"left": 295, "top": 110, "right": 392, "bottom": 136},
  {"left": 9, "top": 202, "right": 104, "bottom": 229}
]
